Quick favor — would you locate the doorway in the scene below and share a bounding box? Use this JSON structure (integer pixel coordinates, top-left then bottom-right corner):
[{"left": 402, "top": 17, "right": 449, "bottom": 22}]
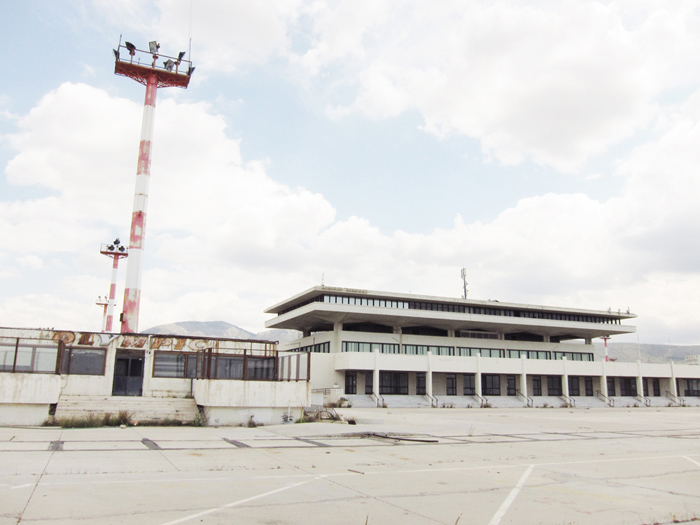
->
[{"left": 112, "top": 350, "right": 144, "bottom": 396}]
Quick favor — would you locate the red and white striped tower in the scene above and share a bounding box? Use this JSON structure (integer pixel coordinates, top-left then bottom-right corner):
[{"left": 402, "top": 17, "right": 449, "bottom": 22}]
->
[
  {"left": 113, "top": 40, "right": 193, "bottom": 333},
  {"left": 601, "top": 335, "right": 610, "bottom": 362},
  {"left": 99, "top": 239, "right": 129, "bottom": 332}
]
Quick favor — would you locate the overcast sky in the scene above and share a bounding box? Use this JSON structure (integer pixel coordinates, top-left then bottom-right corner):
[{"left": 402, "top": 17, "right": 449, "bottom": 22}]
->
[{"left": 1, "top": 1, "right": 699, "bottom": 343}]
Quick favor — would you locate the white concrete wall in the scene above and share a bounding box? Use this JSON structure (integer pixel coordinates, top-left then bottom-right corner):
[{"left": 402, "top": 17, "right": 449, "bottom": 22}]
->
[
  {"left": 193, "top": 380, "right": 309, "bottom": 408},
  {"left": 146, "top": 378, "right": 194, "bottom": 398},
  {"left": 432, "top": 373, "right": 447, "bottom": 395},
  {"left": 60, "top": 375, "right": 112, "bottom": 396},
  {"left": 0, "top": 373, "right": 61, "bottom": 403},
  {"left": 205, "top": 406, "right": 304, "bottom": 426},
  {"left": 308, "top": 353, "right": 342, "bottom": 389},
  {"left": 0, "top": 404, "right": 51, "bottom": 426}
]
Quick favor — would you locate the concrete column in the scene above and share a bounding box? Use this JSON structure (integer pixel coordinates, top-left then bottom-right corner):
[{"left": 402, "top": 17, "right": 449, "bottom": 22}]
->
[
  {"left": 520, "top": 355, "right": 528, "bottom": 398},
  {"left": 636, "top": 361, "right": 644, "bottom": 397},
  {"left": 561, "top": 356, "right": 569, "bottom": 398},
  {"left": 475, "top": 354, "right": 483, "bottom": 397},
  {"left": 600, "top": 360, "right": 608, "bottom": 398},
  {"left": 142, "top": 347, "right": 153, "bottom": 396},
  {"left": 426, "top": 350, "right": 433, "bottom": 397},
  {"left": 373, "top": 348, "right": 380, "bottom": 398},
  {"left": 331, "top": 322, "right": 342, "bottom": 353},
  {"left": 670, "top": 361, "right": 678, "bottom": 397}
]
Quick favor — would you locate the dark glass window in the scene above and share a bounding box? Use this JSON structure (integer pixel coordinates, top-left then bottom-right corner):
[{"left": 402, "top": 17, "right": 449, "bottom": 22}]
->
[
  {"left": 248, "top": 357, "right": 275, "bottom": 380},
  {"left": 64, "top": 348, "right": 106, "bottom": 375},
  {"left": 568, "top": 376, "right": 580, "bottom": 396},
  {"left": 345, "top": 371, "right": 357, "bottom": 395},
  {"left": 620, "top": 377, "right": 637, "bottom": 396},
  {"left": 482, "top": 374, "right": 501, "bottom": 396},
  {"left": 532, "top": 376, "right": 542, "bottom": 396},
  {"left": 380, "top": 372, "right": 408, "bottom": 395},
  {"left": 216, "top": 356, "right": 243, "bottom": 379},
  {"left": 547, "top": 376, "right": 562, "bottom": 396},
  {"left": 446, "top": 374, "right": 457, "bottom": 396},
  {"left": 365, "top": 372, "right": 374, "bottom": 395},
  {"left": 653, "top": 378, "right": 660, "bottom": 397},
  {"left": 507, "top": 375, "right": 516, "bottom": 396},
  {"left": 686, "top": 379, "right": 700, "bottom": 396},
  {"left": 153, "top": 352, "right": 196, "bottom": 378},
  {"left": 416, "top": 373, "right": 426, "bottom": 395},
  {"left": 584, "top": 377, "right": 593, "bottom": 396},
  {"left": 607, "top": 377, "right": 616, "bottom": 397},
  {"left": 463, "top": 374, "right": 475, "bottom": 395}
]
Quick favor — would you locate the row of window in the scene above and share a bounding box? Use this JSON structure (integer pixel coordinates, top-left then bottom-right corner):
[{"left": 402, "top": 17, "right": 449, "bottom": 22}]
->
[
  {"left": 153, "top": 351, "right": 276, "bottom": 380},
  {"left": 296, "top": 342, "right": 330, "bottom": 353},
  {"left": 0, "top": 342, "right": 107, "bottom": 375},
  {"left": 339, "top": 341, "right": 593, "bottom": 361},
  {"left": 345, "top": 372, "right": 668, "bottom": 397},
  {"left": 0, "top": 342, "right": 61, "bottom": 374},
  {"left": 341, "top": 342, "right": 399, "bottom": 353},
  {"left": 457, "top": 330, "right": 499, "bottom": 340},
  {"left": 312, "top": 294, "right": 623, "bottom": 325}
]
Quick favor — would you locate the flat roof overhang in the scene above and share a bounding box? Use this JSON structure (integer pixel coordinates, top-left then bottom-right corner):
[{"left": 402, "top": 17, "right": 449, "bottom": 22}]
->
[
  {"left": 265, "top": 302, "right": 636, "bottom": 339},
  {"left": 265, "top": 286, "right": 637, "bottom": 321}
]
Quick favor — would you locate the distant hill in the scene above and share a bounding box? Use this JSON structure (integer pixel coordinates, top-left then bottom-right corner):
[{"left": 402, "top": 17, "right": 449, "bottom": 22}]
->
[{"left": 142, "top": 321, "right": 301, "bottom": 343}]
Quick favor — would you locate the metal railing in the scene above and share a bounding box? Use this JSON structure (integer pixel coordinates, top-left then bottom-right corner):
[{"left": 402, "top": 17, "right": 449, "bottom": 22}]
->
[
  {"left": 426, "top": 393, "right": 439, "bottom": 408},
  {"left": 516, "top": 389, "right": 534, "bottom": 408},
  {"left": 196, "top": 349, "right": 310, "bottom": 382},
  {"left": 596, "top": 389, "right": 614, "bottom": 407},
  {"left": 560, "top": 395, "right": 576, "bottom": 408},
  {"left": 371, "top": 392, "right": 386, "bottom": 407},
  {"left": 635, "top": 395, "right": 651, "bottom": 407},
  {"left": 474, "top": 393, "right": 489, "bottom": 408},
  {"left": 665, "top": 391, "right": 686, "bottom": 407}
]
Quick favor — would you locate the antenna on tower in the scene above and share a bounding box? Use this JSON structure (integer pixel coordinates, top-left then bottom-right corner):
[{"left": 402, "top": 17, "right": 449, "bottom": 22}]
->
[{"left": 461, "top": 267, "right": 468, "bottom": 299}]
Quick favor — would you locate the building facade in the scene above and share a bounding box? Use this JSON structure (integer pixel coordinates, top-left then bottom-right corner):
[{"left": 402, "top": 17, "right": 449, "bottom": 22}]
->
[
  {"left": 266, "top": 286, "right": 700, "bottom": 408},
  {"left": 0, "top": 328, "right": 310, "bottom": 425}
]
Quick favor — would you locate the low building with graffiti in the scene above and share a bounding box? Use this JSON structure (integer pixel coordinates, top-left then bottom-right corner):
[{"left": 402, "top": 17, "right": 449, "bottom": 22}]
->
[{"left": 0, "top": 328, "right": 310, "bottom": 426}]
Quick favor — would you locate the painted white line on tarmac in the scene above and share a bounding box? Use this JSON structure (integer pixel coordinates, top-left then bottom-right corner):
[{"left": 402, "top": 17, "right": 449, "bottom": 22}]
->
[
  {"left": 158, "top": 475, "right": 327, "bottom": 525},
  {"left": 683, "top": 456, "right": 700, "bottom": 468},
  {"left": 487, "top": 464, "right": 535, "bottom": 525}
]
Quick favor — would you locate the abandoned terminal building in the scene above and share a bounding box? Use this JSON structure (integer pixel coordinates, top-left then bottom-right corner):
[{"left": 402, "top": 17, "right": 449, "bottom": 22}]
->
[
  {"left": 2, "top": 285, "right": 700, "bottom": 426},
  {"left": 266, "top": 286, "right": 700, "bottom": 409}
]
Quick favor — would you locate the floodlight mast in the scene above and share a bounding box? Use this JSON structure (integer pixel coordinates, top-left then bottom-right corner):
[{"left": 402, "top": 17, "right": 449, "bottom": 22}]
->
[
  {"left": 113, "top": 40, "right": 193, "bottom": 333},
  {"left": 100, "top": 240, "right": 129, "bottom": 332}
]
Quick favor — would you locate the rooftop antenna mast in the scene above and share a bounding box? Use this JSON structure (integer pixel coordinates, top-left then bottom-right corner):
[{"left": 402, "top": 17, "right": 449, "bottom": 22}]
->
[
  {"left": 461, "top": 267, "right": 468, "bottom": 299},
  {"left": 113, "top": 39, "right": 194, "bottom": 333}
]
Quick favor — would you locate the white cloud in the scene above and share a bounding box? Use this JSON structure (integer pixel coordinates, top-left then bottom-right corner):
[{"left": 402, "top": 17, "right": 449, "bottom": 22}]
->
[
  {"left": 298, "top": 1, "right": 700, "bottom": 172},
  {"left": 2, "top": 77, "right": 699, "bottom": 342},
  {"left": 16, "top": 255, "right": 43, "bottom": 269}
]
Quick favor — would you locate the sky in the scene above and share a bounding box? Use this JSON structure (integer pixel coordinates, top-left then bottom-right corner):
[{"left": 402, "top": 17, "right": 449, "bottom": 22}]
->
[{"left": 1, "top": 0, "right": 699, "bottom": 344}]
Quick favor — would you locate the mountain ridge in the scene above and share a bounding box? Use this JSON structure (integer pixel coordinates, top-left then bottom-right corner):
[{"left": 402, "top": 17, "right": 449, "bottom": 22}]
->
[{"left": 142, "top": 321, "right": 300, "bottom": 343}]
